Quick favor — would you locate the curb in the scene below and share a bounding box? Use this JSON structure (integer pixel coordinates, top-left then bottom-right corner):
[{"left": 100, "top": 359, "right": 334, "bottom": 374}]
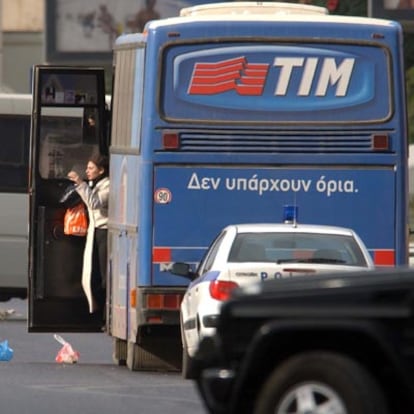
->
[{"left": 0, "top": 309, "right": 26, "bottom": 321}]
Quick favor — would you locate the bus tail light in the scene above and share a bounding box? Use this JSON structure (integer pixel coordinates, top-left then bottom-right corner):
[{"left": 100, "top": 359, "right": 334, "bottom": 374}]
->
[
  {"left": 372, "top": 134, "right": 389, "bottom": 150},
  {"left": 209, "top": 280, "right": 239, "bottom": 301},
  {"left": 162, "top": 131, "right": 180, "bottom": 149},
  {"left": 146, "top": 293, "right": 183, "bottom": 309}
]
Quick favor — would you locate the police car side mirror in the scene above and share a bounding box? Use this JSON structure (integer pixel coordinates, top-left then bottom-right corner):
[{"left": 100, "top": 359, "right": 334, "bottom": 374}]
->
[{"left": 170, "top": 262, "right": 195, "bottom": 280}]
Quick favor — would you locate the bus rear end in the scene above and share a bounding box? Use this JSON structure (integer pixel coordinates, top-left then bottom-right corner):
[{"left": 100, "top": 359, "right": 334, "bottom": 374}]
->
[{"left": 108, "top": 3, "right": 408, "bottom": 370}]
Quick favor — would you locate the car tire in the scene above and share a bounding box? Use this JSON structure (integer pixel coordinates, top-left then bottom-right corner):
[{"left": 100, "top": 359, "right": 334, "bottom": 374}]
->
[
  {"left": 180, "top": 315, "right": 198, "bottom": 380},
  {"left": 182, "top": 341, "right": 197, "bottom": 379},
  {"left": 254, "top": 351, "right": 388, "bottom": 414}
]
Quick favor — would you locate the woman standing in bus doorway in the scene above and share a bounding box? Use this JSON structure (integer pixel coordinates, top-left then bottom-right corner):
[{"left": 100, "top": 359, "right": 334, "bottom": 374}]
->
[{"left": 67, "top": 154, "right": 109, "bottom": 326}]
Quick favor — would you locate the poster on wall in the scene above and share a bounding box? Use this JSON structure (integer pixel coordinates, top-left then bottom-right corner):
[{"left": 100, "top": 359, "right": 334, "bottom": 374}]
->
[
  {"left": 383, "top": 0, "right": 414, "bottom": 9},
  {"left": 369, "top": 0, "right": 414, "bottom": 25},
  {"left": 45, "top": 0, "right": 221, "bottom": 63}
]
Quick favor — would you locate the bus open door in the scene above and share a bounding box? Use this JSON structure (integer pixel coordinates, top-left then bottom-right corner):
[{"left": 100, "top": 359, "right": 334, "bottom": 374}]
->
[{"left": 28, "top": 66, "right": 108, "bottom": 332}]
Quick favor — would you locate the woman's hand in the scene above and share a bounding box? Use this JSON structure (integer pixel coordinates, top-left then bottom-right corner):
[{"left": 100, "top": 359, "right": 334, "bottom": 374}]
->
[{"left": 67, "top": 171, "right": 82, "bottom": 185}]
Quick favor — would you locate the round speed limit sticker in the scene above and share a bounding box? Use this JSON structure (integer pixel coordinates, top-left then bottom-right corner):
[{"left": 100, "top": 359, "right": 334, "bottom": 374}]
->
[{"left": 154, "top": 188, "right": 172, "bottom": 204}]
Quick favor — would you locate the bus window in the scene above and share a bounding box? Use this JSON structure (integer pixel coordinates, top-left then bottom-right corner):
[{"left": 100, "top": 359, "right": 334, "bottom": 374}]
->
[
  {"left": 38, "top": 107, "right": 98, "bottom": 179},
  {"left": 0, "top": 115, "right": 29, "bottom": 192}
]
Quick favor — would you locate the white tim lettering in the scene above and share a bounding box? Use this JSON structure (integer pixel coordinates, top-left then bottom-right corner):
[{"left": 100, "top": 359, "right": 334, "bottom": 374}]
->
[
  {"left": 315, "top": 58, "right": 355, "bottom": 97},
  {"left": 298, "top": 58, "right": 318, "bottom": 96},
  {"left": 273, "top": 57, "right": 305, "bottom": 96}
]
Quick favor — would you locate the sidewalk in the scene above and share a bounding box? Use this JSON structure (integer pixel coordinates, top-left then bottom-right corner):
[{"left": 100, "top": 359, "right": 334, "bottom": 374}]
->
[
  {"left": 0, "top": 309, "right": 25, "bottom": 321},
  {"left": 0, "top": 299, "right": 27, "bottom": 321}
]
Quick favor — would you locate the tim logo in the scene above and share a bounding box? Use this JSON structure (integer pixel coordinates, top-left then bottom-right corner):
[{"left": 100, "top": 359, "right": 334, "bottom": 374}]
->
[
  {"left": 188, "top": 56, "right": 269, "bottom": 96},
  {"left": 187, "top": 55, "right": 355, "bottom": 98}
]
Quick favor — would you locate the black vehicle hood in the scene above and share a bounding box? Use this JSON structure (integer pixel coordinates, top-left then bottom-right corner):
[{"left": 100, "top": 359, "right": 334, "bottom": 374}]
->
[{"left": 222, "top": 267, "right": 414, "bottom": 320}]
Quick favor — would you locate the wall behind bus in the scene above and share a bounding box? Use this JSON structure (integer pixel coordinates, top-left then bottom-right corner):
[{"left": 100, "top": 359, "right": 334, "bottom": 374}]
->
[
  {"left": 0, "top": 0, "right": 3, "bottom": 91},
  {"left": 1, "top": 0, "right": 43, "bottom": 93},
  {"left": 3, "top": 32, "right": 43, "bottom": 93},
  {"left": 409, "top": 145, "right": 414, "bottom": 219}
]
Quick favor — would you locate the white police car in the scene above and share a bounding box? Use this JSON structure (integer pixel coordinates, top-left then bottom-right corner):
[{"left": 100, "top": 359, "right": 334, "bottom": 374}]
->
[{"left": 171, "top": 213, "right": 374, "bottom": 378}]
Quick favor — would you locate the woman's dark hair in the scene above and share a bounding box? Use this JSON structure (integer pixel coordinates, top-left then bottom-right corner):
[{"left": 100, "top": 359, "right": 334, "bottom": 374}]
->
[{"left": 90, "top": 154, "right": 109, "bottom": 176}]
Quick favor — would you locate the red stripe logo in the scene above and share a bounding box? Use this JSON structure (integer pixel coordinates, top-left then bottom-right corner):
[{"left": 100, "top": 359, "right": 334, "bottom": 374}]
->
[{"left": 188, "top": 56, "right": 269, "bottom": 96}]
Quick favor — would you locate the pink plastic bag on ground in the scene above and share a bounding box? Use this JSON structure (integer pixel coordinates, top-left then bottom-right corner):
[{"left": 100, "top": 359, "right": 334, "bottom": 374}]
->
[{"left": 54, "top": 334, "right": 80, "bottom": 364}]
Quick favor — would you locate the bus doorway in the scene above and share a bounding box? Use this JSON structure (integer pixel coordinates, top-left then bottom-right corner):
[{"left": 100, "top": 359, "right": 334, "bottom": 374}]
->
[{"left": 29, "top": 66, "right": 108, "bottom": 332}]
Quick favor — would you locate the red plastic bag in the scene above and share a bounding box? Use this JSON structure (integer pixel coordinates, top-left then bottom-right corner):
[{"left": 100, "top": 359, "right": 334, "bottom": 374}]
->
[
  {"left": 54, "top": 334, "right": 80, "bottom": 364},
  {"left": 64, "top": 203, "right": 88, "bottom": 236}
]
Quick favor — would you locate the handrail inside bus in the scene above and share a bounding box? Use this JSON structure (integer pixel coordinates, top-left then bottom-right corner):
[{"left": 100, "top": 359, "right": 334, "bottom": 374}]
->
[{"left": 0, "top": 93, "right": 111, "bottom": 116}]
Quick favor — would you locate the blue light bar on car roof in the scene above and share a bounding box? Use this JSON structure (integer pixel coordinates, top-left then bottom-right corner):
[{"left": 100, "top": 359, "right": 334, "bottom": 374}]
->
[{"left": 283, "top": 205, "right": 298, "bottom": 224}]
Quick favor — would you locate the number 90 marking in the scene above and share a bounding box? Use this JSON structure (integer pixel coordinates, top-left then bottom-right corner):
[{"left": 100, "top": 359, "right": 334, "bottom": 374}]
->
[{"left": 154, "top": 188, "right": 172, "bottom": 204}]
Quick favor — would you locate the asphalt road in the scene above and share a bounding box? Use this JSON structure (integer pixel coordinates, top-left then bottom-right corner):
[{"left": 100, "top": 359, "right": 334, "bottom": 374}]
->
[{"left": 0, "top": 299, "right": 206, "bottom": 414}]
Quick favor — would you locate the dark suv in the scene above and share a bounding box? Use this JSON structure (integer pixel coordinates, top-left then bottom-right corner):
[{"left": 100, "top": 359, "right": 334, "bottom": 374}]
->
[{"left": 193, "top": 268, "right": 414, "bottom": 414}]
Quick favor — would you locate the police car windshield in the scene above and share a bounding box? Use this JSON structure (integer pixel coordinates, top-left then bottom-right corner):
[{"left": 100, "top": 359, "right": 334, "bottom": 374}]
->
[{"left": 228, "top": 232, "right": 367, "bottom": 267}]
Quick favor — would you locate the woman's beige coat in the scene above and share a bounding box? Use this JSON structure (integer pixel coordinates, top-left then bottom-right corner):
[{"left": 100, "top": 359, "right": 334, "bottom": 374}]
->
[{"left": 75, "top": 177, "right": 109, "bottom": 312}]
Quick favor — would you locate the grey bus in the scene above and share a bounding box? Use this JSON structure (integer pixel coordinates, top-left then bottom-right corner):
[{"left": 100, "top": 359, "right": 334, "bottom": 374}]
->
[{"left": 0, "top": 93, "right": 31, "bottom": 301}]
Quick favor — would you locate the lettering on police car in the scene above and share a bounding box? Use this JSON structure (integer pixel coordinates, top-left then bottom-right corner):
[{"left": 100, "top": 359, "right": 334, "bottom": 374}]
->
[
  {"left": 260, "top": 272, "right": 268, "bottom": 280},
  {"left": 160, "top": 263, "right": 174, "bottom": 271},
  {"left": 235, "top": 272, "right": 259, "bottom": 277}
]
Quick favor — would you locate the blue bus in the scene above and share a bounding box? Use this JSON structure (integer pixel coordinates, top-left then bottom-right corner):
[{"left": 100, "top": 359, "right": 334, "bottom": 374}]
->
[{"left": 29, "top": 2, "right": 408, "bottom": 370}]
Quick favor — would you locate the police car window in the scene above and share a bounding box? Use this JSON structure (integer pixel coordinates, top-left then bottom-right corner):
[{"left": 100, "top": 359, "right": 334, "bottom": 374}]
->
[
  {"left": 198, "top": 231, "right": 226, "bottom": 275},
  {"left": 229, "top": 232, "right": 367, "bottom": 266}
]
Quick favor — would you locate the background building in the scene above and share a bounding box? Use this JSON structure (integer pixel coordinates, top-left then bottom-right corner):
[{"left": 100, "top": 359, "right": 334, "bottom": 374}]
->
[
  {"left": 1, "top": 0, "right": 43, "bottom": 92},
  {"left": 0, "top": 0, "right": 219, "bottom": 93},
  {"left": 0, "top": 0, "right": 3, "bottom": 91}
]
